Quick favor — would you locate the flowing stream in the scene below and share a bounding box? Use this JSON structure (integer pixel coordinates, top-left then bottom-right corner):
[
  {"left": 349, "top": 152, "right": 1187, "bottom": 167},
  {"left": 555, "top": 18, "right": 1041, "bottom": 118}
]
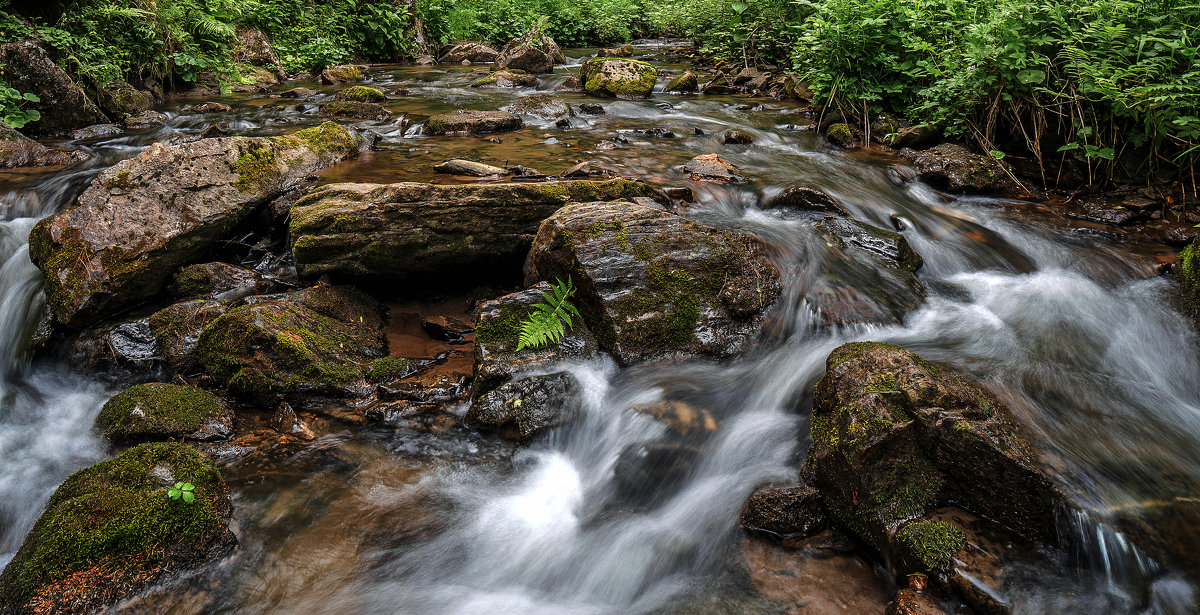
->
[{"left": 0, "top": 43, "right": 1197, "bottom": 613}]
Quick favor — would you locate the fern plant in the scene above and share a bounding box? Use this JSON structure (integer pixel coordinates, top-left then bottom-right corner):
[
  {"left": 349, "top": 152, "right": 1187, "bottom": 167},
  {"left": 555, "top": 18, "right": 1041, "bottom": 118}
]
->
[{"left": 517, "top": 277, "right": 581, "bottom": 352}]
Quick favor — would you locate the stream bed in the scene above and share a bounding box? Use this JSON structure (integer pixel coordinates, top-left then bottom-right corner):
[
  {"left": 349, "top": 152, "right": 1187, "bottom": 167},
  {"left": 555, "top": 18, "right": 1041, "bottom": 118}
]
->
[{"left": 1, "top": 43, "right": 1198, "bottom": 614}]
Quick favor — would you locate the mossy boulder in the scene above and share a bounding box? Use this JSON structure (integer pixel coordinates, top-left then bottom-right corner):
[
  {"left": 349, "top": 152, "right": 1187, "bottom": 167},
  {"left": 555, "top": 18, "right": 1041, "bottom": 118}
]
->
[
  {"left": 97, "top": 81, "right": 154, "bottom": 118},
  {"left": 523, "top": 200, "right": 783, "bottom": 365},
  {"left": 0, "top": 120, "right": 86, "bottom": 168},
  {"left": 28, "top": 122, "right": 360, "bottom": 328},
  {"left": 0, "top": 40, "right": 106, "bottom": 135},
  {"left": 95, "top": 383, "right": 233, "bottom": 443},
  {"left": 288, "top": 179, "right": 670, "bottom": 285},
  {"left": 195, "top": 286, "right": 387, "bottom": 404},
  {"left": 1178, "top": 240, "right": 1200, "bottom": 326},
  {"left": 495, "top": 27, "right": 564, "bottom": 74},
  {"left": 319, "top": 64, "right": 368, "bottom": 85},
  {"left": 894, "top": 520, "right": 966, "bottom": 573},
  {"left": 579, "top": 58, "right": 658, "bottom": 100},
  {"left": 808, "top": 342, "right": 1064, "bottom": 565},
  {"left": 334, "top": 86, "right": 387, "bottom": 103},
  {"left": 0, "top": 443, "right": 236, "bottom": 614},
  {"left": 899, "top": 143, "right": 1015, "bottom": 193},
  {"left": 149, "top": 298, "right": 229, "bottom": 373},
  {"left": 473, "top": 70, "right": 539, "bottom": 88},
  {"left": 425, "top": 109, "right": 523, "bottom": 135},
  {"left": 466, "top": 283, "right": 598, "bottom": 440},
  {"left": 665, "top": 71, "right": 699, "bottom": 93},
  {"left": 825, "top": 123, "right": 855, "bottom": 147},
  {"left": 319, "top": 100, "right": 391, "bottom": 120}
]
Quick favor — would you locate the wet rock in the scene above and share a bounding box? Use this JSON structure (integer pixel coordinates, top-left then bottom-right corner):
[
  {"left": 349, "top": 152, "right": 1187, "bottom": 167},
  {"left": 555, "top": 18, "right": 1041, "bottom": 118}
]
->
[
  {"left": 0, "top": 443, "right": 236, "bottom": 614},
  {"left": 195, "top": 285, "right": 386, "bottom": 404},
  {"left": 96, "top": 81, "right": 154, "bottom": 118},
  {"left": 809, "top": 342, "right": 1065, "bottom": 566},
  {"left": 887, "top": 589, "right": 952, "bottom": 615},
  {"left": 433, "top": 158, "right": 508, "bottom": 176},
  {"left": 440, "top": 41, "right": 499, "bottom": 64},
  {"left": 1067, "top": 199, "right": 1138, "bottom": 226},
  {"left": 732, "top": 67, "right": 764, "bottom": 86},
  {"left": 701, "top": 73, "right": 735, "bottom": 95},
  {"left": 270, "top": 402, "right": 315, "bottom": 440},
  {"left": 597, "top": 44, "right": 634, "bottom": 58},
  {"left": 510, "top": 94, "right": 573, "bottom": 120},
  {"left": 69, "top": 123, "right": 122, "bottom": 142},
  {"left": 28, "top": 122, "right": 359, "bottom": 328},
  {"left": 289, "top": 178, "right": 668, "bottom": 285},
  {"left": 468, "top": 372, "right": 580, "bottom": 441},
  {"left": 319, "top": 64, "right": 369, "bottom": 85},
  {"left": 900, "top": 144, "right": 1014, "bottom": 193},
  {"left": 579, "top": 58, "right": 658, "bottom": 99},
  {"left": 95, "top": 383, "right": 233, "bottom": 443},
  {"left": 0, "top": 120, "right": 83, "bottom": 168},
  {"left": 762, "top": 185, "right": 847, "bottom": 215},
  {"left": 1177, "top": 240, "right": 1200, "bottom": 326},
  {"left": 741, "top": 483, "right": 827, "bottom": 540},
  {"left": 192, "top": 102, "right": 232, "bottom": 113},
  {"left": 495, "top": 27, "right": 564, "bottom": 74},
  {"left": 169, "top": 262, "right": 274, "bottom": 301},
  {"left": 507, "top": 165, "right": 544, "bottom": 178},
  {"left": 334, "top": 85, "right": 387, "bottom": 103},
  {"left": 523, "top": 200, "right": 783, "bottom": 365},
  {"left": 554, "top": 75, "right": 584, "bottom": 93},
  {"left": 887, "top": 124, "right": 941, "bottom": 149},
  {"left": 475, "top": 69, "right": 540, "bottom": 88},
  {"left": 422, "top": 315, "right": 475, "bottom": 344},
  {"left": 0, "top": 40, "right": 106, "bottom": 134},
  {"left": 825, "top": 122, "right": 855, "bottom": 147},
  {"left": 319, "top": 100, "right": 392, "bottom": 121},
  {"left": 577, "top": 103, "right": 605, "bottom": 115},
  {"left": 425, "top": 109, "right": 523, "bottom": 135},
  {"left": 123, "top": 110, "right": 167, "bottom": 129},
  {"left": 148, "top": 298, "right": 229, "bottom": 373},
  {"left": 665, "top": 71, "right": 699, "bottom": 93},
  {"left": 280, "top": 87, "right": 317, "bottom": 99},
  {"left": 676, "top": 153, "right": 746, "bottom": 184},
  {"left": 67, "top": 316, "right": 164, "bottom": 381},
  {"left": 740, "top": 533, "right": 893, "bottom": 613},
  {"left": 630, "top": 399, "right": 717, "bottom": 437},
  {"left": 467, "top": 283, "right": 598, "bottom": 440},
  {"left": 723, "top": 129, "right": 753, "bottom": 145},
  {"left": 561, "top": 160, "right": 614, "bottom": 178},
  {"left": 804, "top": 217, "right": 926, "bottom": 326}
]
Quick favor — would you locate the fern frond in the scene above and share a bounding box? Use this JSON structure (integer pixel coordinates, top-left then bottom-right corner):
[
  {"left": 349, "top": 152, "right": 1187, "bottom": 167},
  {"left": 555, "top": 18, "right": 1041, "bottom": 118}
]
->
[{"left": 515, "top": 277, "right": 579, "bottom": 352}]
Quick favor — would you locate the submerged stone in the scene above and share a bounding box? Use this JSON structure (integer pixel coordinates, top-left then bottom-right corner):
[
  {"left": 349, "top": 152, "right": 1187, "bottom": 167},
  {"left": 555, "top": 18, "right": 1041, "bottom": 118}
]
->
[
  {"left": 425, "top": 109, "right": 523, "bottom": 135},
  {"left": 0, "top": 443, "right": 236, "bottom": 613}
]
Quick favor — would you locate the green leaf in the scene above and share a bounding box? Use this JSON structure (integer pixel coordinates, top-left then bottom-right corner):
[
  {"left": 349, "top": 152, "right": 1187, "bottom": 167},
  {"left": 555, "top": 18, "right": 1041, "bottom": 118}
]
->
[
  {"left": 1016, "top": 69, "right": 1046, "bottom": 84},
  {"left": 988, "top": 149, "right": 1005, "bottom": 159},
  {"left": 182, "top": 491, "right": 195, "bottom": 504},
  {"left": 730, "top": 1, "right": 749, "bottom": 14}
]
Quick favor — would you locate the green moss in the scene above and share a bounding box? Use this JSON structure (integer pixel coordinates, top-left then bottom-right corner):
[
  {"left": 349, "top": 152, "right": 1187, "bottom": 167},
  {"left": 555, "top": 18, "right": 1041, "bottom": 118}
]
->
[
  {"left": 172, "top": 264, "right": 216, "bottom": 298},
  {"left": 102, "top": 171, "right": 138, "bottom": 190},
  {"left": 324, "top": 65, "right": 363, "bottom": 82},
  {"left": 826, "top": 123, "right": 854, "bottom": 147},
  {"left": 475, "top": 303, "right": 535, "bottom": 353},
  {"left": 233, "top": 146, "right": 278, "bottom": 194},
  {"left": 0, "top": 442, "right": 229, "bottom": 607},
  {"left": 95, "top": 384, "right": 223, "bottom": 442},
  {"left": 292, "top": 121, "right": 358, "bottom": 156},
  {"left": 896, "top": 520, "right": 966, "bottom": 572},
  {"left": 865, "top": 373, "right": 898, "bottom": 393},
  {"left": 826, "top": 341, "right": 906, "bottom": 370},
  {"left": 334, "top": 85, "right": 385, "bottom": 102},
  {"left": 366, "top": 357, "right": 413, "bottom": 380},
  {"left": 27, "top": 222, "right": 96, "bottom": 324},
  {"left": 580, "top": 58, "right": 658, "bottom": 99}
]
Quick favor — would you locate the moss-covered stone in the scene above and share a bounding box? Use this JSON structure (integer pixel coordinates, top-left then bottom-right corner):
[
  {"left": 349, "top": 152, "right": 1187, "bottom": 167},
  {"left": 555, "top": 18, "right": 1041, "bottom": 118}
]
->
[
  {"left": 334, "top": 85, "right": 386, "bottom": 103},
  {"left": 1178, "top": 240, "right": 1200, "bottom": 324},
  {"left": 826, "top": 123, "right": 854, "bottom": 147},
  {"left": 95, "top": 383, "right": 230, "bottom": 443},
  {"left": 366, "top": 357, "right": 414, "bottom": 381},
  {"left": 895, "top": 520, "right": 966, "bottom": 573},
  {"left": 474, "top": 70, "right": 539, "bottom": 88},
  {"left": 195, "top": 286, "right": 385, "bottom": 404},
  {"left": 665, "top": 71, "right": 698, "bottom": 93},
  {"left": 27, "top": 123, "right": 359, "bottom": 328},
  {"left": 319, "top": 64, "right": 366, "bottom": 84},
  {"left": 579, "top": 58, "right": 658, "bottom": 99},
  {"left": 0, "top": 443, "right": 235, "bottom": 613},
  {"left": 425, "top": 109, "right": 523, "bottom": 135}
]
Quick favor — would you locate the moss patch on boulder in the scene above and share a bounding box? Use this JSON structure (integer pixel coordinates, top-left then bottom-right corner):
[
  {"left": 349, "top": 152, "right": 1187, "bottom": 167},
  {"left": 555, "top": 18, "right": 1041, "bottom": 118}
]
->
[
  {"left": 895, "top": 520, "right": 966, "bottom": 573},
  {"left": 95, "top": 383, "right": 230, "bottom": 443},
  {"left": 334, "top": 86, "right": 386, "bottom": 103},
  {"left": 0, "top": 443, "right": 235, "bottom": 613},
  {"left": 579, "top": 58, "right": 658, "bottom": 99}
]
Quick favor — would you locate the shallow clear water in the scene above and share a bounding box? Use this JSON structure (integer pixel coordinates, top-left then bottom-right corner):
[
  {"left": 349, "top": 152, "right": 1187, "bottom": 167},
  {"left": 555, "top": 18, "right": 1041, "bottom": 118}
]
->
[{"left": 0, "top": 42, "right": 1196, "bottom": 613}]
